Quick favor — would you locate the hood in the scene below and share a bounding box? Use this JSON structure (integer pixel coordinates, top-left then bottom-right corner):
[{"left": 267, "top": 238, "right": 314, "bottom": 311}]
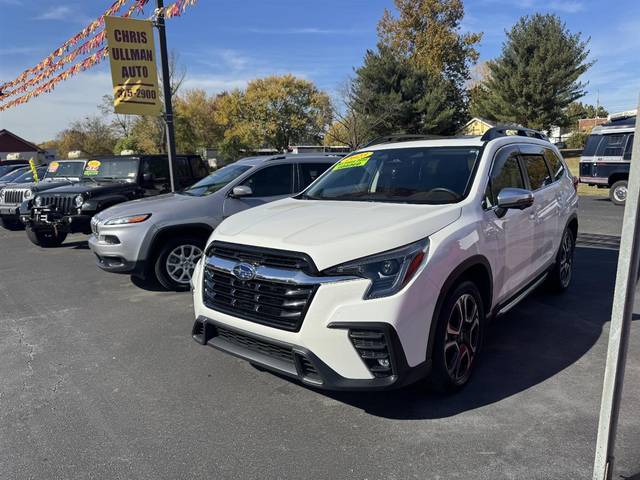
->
[
  {"left": 41, "top": 180, "right": 135, "bottom": 196},
  {"left": 2, "top": 179, "right": 75, "bottom": 193},
  {"left": 213, "top": 198, "right": 461, "bottom": 270},
  {"left": 96, "top": 192, "right": 208, "bottom": 221}
]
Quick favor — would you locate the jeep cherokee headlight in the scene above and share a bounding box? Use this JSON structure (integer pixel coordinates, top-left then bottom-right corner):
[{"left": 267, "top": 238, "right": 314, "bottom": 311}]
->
[
  {"left": 23, "top": 189, "right": 33, "bottom": 200},
  {"left": 74, "top": 194, "right": 84, "bottom": 208},
  {"left": 323, "top": 238, "right": 429, "bottom": 299},
  {"left": 104, "top": 214, "right": 151, "bottom": 225}
]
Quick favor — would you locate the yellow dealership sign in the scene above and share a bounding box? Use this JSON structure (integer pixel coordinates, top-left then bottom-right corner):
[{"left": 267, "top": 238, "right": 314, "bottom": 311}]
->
[{"left": 105, "top": 16, "right": 161, "bottom": 116}]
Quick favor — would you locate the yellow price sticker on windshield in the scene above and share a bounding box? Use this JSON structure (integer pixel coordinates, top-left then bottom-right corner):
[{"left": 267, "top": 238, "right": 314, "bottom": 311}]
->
[
  {"left": 84, "top": 160, "right": 101, "bottom": 176},
  {"left": 48, "top": 161, "right": 60, "bottom": 173},
  {"left": 333, "top": 151, "right": 374, "bottom": 171}
]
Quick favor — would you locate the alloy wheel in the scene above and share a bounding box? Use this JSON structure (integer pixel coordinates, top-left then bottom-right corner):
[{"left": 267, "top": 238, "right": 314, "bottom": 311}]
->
[
  {"left": 444, "top": 293, "right": 480, "bottom": 384},
  {"left": 165, "top": 244, "right": 203, "bottom": 284},
  {"left": 559, "top": 231, "right": 573, "bottom": 288}
]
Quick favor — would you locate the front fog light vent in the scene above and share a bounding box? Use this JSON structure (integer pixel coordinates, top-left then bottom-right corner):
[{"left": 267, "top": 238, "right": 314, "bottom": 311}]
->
[{"left": 348, "top": 330, "right": 393, "bottom": 378}]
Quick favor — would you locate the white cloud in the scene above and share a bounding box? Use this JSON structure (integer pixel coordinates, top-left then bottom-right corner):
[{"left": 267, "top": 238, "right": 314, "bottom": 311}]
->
[
  {"left": 0, "top": 46, "right": 44, "bottom": 56},
  {"left": 246, "top": 27, "right": 365, "bottom": 35},
  {"left": 34, "top": 6, "right": 73, "bottom": 21}
]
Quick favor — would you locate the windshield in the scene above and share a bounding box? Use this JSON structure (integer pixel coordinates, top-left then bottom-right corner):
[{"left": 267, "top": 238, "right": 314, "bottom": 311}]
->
[
  {"left": 0, "top": 167, "right": 29, "bottom": 182},
  {"left": 44, "top": 161, "right": 86, "bottom": 179},
  {"left": 302, "top": 147, "right": 481, "bottom": 204},
  {"left": 82, "top": 158, "right": 139, "bottom": 181},
  {"left": 0, "top": 165, "right": 24, "bottom": 177},
  {"left": 180, "top": 163, "right": 251, "bottom": 196}
]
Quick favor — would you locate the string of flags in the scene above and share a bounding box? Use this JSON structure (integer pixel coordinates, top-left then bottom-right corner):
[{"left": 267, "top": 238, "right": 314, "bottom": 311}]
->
[{"left": 0, "top": 0, "right": 198, "bottom": 112}]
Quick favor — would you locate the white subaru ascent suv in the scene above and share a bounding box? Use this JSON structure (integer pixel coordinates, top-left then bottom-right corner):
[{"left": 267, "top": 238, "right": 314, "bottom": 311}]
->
[{"left": 191, "top": 128, "right": 578, "bottom": 392}]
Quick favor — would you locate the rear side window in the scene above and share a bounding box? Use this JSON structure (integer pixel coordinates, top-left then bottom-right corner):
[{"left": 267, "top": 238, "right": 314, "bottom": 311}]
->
[
  {"left": 624, "top": 134, "right": 634, "bottom": 161},
  {"left": 190, "top": 157, "right": 209, "bottom": 178},
  {"left": 522, "top": 155, "right": 552, "bottom": 190},
  {"left": 142, "top": 157, "right": 168, "bottom": 180},
  {"left": 486, "top": 151, "right": 524, "bottom": 207},
  {"left": 582, "top": 135, "right": 601, "bottom": 156},
  {"left": 299, "top": 163, "right": 331, "bottom": 189},
  {"left": 241, "top": 164, "right": 294, "bottom": 197},
  {"left": 596, "top": 134, "right": 627, "bottom": 157},
  {"left": 544, "top": 149, "right": 566, "bottom": 181}
]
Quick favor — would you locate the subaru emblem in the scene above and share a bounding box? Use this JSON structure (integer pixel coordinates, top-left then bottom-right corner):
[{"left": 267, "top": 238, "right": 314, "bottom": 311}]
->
[{"left": 232, "top": 262, "right": 257, "bottom": 281}]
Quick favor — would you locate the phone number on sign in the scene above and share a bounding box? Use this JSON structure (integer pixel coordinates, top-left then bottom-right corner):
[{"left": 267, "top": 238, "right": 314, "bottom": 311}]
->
[{"left": 115, "top": 87, "right": 157, "bottom": 100}]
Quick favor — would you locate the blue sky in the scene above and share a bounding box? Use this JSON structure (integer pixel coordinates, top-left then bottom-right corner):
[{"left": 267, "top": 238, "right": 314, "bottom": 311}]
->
[{"left": 0, "top": 0, "right": 638, "bottom": 143}]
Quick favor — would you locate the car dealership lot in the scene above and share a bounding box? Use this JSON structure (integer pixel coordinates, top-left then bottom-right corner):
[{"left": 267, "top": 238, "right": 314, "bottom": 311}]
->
[{"left": 1, "top": 197, "right": 639, "bottom": 480}]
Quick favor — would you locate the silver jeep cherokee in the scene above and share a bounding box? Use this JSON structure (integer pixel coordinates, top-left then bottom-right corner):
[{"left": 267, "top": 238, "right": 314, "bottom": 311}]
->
[{"left": 88, "top": 154, "right": 341, "bottom": 290}]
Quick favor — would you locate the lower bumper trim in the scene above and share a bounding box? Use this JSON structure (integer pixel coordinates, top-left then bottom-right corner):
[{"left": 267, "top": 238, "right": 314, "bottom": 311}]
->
[{"left": 192, "top": 316, "right": 431, "bottom": 391}]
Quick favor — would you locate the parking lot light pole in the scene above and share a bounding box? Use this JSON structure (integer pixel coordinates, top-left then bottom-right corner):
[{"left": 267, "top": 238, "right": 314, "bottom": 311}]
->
[
  {"left": 593, "top": 93, "right": 640, "bottom": 480},
  {"left": 155, "top": 0, "right": 177, "bottom": 192}
]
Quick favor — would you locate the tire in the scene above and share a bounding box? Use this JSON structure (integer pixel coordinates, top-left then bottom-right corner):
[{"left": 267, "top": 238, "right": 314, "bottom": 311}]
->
[
  {"left": 0, "top": 217, "right": 24, "bottom": 231},
  {"left": 609, "top": 180, "right": 628, "bottom": 206},
  {"left": 153, "top": 235, "right": 206, "bottom": 291},
  {"left": 25, "top": 226, "right": 67, "bottom": 248},
  {"left": 546, "top": 227, "right": 575, "bottom": 293},
  {"left": 428, "top": 281, "right": 485, "bottom": 393}
]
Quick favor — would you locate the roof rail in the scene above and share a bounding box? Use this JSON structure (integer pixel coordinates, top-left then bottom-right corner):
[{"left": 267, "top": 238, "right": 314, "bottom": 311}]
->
[
  {"left": 481, "top": 126, "right": 548, "bottom": 142},
  {"left": 364, "top": 134, "right": 446, "bottom": 148},
  {"left": 265, "top": 152, "right": 348, "bottom": 161}
]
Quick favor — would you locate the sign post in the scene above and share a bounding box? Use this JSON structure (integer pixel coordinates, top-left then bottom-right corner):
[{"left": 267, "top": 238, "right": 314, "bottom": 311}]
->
[
  {"left": 593, "top": 94, "right": 640, "bottom": 480},
  {"left": 155, "top": 0, "right": 178, "bottom": 193}
]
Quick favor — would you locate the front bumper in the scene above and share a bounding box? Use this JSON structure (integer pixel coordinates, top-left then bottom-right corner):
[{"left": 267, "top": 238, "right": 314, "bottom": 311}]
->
[
  {"left": 0, "top": 205, "right": 20, "bottom": 220},
  {"left": 26, "top": 209, "right": 92, "bottom": 234},
  {"left": 88, "top": 223, "right": 151, "bottom": 276},
  {"left": 192, "top": 315, "right": 431, "bottom": 391}
]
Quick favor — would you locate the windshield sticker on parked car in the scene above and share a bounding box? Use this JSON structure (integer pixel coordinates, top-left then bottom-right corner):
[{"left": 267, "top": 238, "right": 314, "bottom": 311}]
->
[
  {"left": 48, "top": 162, "right": 60, "bottom": 173},
  {"left": 84, "top": 160, "right": 102, "bottom": 176},
  {"left": 333, "top": 151, "right": 373, "bottom": 170}
]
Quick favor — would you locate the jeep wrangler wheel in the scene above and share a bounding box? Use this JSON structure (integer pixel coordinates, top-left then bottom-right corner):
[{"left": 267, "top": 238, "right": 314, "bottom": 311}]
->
[
  {"left": 154, "top": 235, "right": 205, "bottom": 291},
  {"left": 546, "top": 227, "right": 575, "bottom": 293},
  {"left": 0, "top": 217, "right": 24, "bottom": 231},
  {"left": 429, "top": 281, "right": 485, "bottom": 393},
  {"left": 609, "top": 180, "right": 627, "bottom": 206},
  {"left": 25, "top": 226, "right": 67, "bottom": 248}
]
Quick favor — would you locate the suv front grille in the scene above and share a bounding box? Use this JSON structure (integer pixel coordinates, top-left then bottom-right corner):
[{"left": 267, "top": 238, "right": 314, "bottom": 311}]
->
[
  {"left": 39, "top": 194, "right": 76, "bottom": 214},
  {"left": 207, "top": 242, "right": 315, "bottom": 273},
  {"left": 2, "top": 189, "right": 28, "bottom": 205},
  {"left": 203, "top": 267, "right": 317, "bottom": 332}
]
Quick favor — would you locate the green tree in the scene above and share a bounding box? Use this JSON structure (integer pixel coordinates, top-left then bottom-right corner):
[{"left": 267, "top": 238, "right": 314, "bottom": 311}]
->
[
  {"left": 472, "top": 14, "right": 593, "bottom": 131},
  {"left": 244, "top": 75, "right": 332, "bottom": 151},
  {"left": 562, "top": 101, "right": 608, "bottom": 129},
  {"left": 377, "top": 0, "right": 482, "bottom": 127},
  {"left": 352, "top": 45, "right": 456, "bottom": 138}
]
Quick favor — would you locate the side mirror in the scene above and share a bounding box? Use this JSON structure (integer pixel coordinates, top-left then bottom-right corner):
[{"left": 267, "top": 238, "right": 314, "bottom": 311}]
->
[
  {"left": 231, "top": 185, "right": 252, "bottom": 198},
  {"left": 496, "top": 187, "right": 534, "bottom": 216}
]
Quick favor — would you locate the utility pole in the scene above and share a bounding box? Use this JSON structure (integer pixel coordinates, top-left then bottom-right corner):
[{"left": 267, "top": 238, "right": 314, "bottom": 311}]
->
[
  {"left": 592, "top": 94, "right": 640, "bottom": 480},
  {"left": 155, "top": 0, "right": 177, "bottom": 192}
]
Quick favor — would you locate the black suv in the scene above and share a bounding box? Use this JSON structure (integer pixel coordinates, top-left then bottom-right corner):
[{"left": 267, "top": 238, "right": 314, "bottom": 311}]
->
[{"left": 24, "top": 154, "right": 208, "bottom": 247}]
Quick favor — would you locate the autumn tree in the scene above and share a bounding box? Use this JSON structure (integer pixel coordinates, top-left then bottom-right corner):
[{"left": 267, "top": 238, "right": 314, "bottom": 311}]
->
[
  {"left": 352, "top": 45, "right": 455, "bottom": 137},
  {"left": 324, "top": 81, "right": 372, "bottom": 150},
  {"left": 471, "top": 14, "right": 593, "bottom": 131},
  {"left": 174, "top": 88, "right": 226, "bottom": 152},
  {"left": 377, "top": 0, "right": 482, "bottom": 127},
  {"left": 56, "top": 116, "right": 117, "bottom": 158}
]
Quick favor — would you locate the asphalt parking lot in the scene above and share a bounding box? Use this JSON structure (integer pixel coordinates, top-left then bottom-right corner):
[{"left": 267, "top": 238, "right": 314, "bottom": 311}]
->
[{"left": 1, "top": 196, "right": 639, "bottom": 480}]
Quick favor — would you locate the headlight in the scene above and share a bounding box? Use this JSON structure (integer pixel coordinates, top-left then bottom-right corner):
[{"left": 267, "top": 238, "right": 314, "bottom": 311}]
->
[
  {"left": 34, "top": 195, "right": 42, "bottom": 207},
  {"left": 23, "top": 189, "right": 33, "bottom": 200},
  {"left": 104, "top": 213, "right": 152, "bottom": 225},
  {"left": 323, "top": 238, "right": 429, "bottom": 299},
  {"left": 75, "top": 194, "right": 84, "bottom": 208}
]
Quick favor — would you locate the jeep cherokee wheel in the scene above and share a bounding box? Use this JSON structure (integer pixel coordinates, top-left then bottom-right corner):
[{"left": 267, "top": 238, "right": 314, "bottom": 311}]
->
[
  {"left": 609, "top": 180, "right": 627, "bottom": 206},
  {"left": 25, "top": 226, "right": 67, "bottom": 248},
  {"left": 154, "top": 235, "right": 205, "bottom": 291},
  {"left": 0, "top": 217, "right": 24, "bottom": 231},
  {"left": 430, "top": 281, "right": 484, "bottom": 393},
  {"left": 546, "top": 227, "right": 575, "bottom": 292}
]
